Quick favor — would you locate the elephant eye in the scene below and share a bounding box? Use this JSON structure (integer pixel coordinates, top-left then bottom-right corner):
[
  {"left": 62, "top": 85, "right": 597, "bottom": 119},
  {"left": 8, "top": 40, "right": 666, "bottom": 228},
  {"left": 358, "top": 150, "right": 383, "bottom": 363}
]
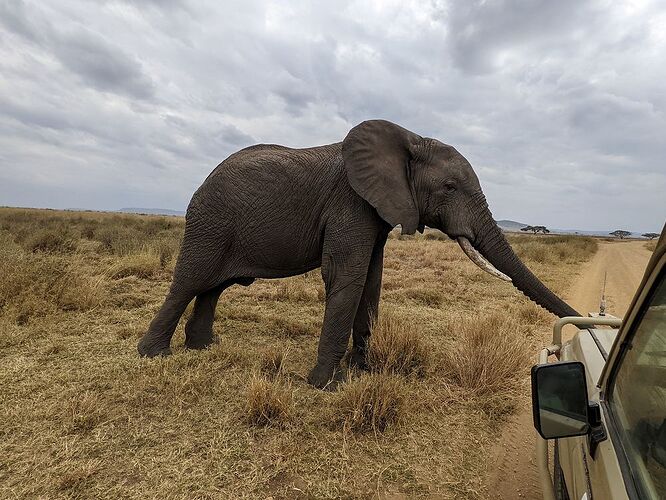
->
[{"left": 444, "top": 182, "right": 456, "bottom": 192}]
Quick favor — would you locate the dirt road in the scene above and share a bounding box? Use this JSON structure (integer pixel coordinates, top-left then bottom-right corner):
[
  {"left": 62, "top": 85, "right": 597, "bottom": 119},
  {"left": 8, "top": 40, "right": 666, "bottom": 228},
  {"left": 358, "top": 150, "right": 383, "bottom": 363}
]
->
[{"left": 486, "top": 240, "right": 653, "bottom": 500}]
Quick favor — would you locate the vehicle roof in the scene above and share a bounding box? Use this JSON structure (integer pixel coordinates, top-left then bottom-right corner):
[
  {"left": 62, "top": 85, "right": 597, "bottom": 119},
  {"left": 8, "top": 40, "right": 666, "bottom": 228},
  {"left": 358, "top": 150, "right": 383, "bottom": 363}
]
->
[{"left": 588, "top": 327, "right": 619, "bottom": 360}]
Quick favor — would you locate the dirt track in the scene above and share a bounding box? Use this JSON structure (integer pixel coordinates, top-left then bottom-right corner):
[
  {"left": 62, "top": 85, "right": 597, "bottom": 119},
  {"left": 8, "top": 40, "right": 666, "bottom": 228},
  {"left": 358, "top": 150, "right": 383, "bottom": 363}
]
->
[{"left": 486, "top": 240, "right": 653, "bottom": 499}]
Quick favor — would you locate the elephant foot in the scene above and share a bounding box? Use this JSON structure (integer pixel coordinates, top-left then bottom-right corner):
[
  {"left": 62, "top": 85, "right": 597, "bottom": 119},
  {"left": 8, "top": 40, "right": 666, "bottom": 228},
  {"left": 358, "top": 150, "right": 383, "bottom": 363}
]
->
[
  {"left": 307, "top": 363, "right": 345, "bottom": 391},
  {"left": 347, "top": 348, "right": 370, "bottom": 372},
  {"left": 184, "top": 332, "right": 217, "bottom": 350},
  {"left": 137, "top": 334, "right": 172, "bottom": 358}
]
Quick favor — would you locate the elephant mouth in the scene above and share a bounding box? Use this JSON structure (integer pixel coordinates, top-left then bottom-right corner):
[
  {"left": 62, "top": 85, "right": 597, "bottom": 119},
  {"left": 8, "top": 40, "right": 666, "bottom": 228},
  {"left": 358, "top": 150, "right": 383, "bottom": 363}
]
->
[{"left": 457, "top": 237, "right": 512, "bottom": 282}]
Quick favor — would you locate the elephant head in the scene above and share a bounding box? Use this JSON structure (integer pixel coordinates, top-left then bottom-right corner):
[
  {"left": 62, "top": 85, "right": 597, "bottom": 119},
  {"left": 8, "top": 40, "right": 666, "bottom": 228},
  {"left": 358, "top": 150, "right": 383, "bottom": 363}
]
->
[{"left": 342, "top": 119, "right": 579, "bottom": 318}]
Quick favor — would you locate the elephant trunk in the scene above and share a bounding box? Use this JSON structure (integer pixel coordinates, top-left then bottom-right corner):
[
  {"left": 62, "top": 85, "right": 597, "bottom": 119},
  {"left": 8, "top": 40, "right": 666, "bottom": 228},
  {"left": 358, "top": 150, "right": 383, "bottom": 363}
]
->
[{"left": 464, "top": 193, "right": 580, "bottom": 318}]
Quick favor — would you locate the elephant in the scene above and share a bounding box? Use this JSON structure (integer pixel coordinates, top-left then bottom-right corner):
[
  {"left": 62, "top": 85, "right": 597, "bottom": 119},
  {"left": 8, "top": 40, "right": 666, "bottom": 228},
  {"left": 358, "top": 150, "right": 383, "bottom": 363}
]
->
[{"left": 138, "top": 119, "right": 579, "bottom": 389}]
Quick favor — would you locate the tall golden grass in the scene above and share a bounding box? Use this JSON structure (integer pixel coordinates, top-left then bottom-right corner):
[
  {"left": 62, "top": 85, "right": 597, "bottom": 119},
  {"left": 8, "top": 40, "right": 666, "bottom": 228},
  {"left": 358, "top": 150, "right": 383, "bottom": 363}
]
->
[{"left": 0, "top": 208, "right": 599, "bottom": 498}]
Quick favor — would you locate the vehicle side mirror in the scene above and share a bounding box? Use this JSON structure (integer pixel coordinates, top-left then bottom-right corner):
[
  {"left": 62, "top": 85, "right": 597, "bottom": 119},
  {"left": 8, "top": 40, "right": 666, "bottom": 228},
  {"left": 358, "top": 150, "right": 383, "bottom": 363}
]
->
[{"left": 531, "top": 362, "right": 590, "bottom": 439}]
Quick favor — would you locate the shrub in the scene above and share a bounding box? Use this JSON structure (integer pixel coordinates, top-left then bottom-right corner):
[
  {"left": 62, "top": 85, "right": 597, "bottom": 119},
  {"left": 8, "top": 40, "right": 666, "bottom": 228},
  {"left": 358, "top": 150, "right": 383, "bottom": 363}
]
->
[
  {"left": 367, "top": 312, "right": 429, "bottom": 376},
  {"left": 246, "top": 374, "right": 292, "bottom": 426},
  {"left": 335, "top": 373, "right": 406, "bottom": 434}
]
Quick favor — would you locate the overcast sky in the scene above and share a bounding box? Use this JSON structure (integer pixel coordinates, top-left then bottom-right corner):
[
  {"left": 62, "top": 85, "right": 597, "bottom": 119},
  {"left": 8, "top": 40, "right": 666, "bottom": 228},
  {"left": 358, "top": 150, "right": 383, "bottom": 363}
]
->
[{"left": 0, "top": 0, "right": 664, "bottom": 231}]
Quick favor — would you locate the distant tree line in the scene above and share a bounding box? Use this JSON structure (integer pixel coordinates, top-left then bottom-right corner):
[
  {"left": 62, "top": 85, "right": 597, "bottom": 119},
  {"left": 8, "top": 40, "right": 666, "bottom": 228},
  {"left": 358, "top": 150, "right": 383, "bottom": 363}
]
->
[
  {"left": 521, "top": 225, "right": 550, "bottom": 234},
  {"left": 610, "top": 230, "right": 631, "bottom": 239},
  {"left": 642, "top": 232, "right": 660, "bottom": 240}
]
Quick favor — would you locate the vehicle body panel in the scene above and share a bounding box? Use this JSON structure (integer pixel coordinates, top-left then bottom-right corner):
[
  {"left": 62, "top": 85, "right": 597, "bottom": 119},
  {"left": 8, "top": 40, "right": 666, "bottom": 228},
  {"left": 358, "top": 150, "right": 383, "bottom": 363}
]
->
[
  {"left": 535, "top": 222, "right": 666, "bottom": 500},
  {"left": 559, "top": 330, "right": 628, "bottom": 500}
]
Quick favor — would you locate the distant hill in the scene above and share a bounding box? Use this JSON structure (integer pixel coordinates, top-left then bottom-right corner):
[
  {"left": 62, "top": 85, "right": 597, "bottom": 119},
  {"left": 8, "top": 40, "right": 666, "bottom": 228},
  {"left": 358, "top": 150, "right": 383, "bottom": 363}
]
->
[
  {"left": 118, "top": 208, "right": 185, "bottom": 217},
  {"left": 495, "top": 219, "right": 529, "bottom": 231}
]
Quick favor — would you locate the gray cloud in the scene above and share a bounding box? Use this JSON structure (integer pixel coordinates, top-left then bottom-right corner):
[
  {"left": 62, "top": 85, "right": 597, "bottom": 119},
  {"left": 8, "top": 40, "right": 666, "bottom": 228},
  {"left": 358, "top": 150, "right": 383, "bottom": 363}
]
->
[
  {"left": 0, "top": 0, "right": 155, "bottom": 99},
  {"left": 0, "top": 0, "right": 664, "bottom": 231}
]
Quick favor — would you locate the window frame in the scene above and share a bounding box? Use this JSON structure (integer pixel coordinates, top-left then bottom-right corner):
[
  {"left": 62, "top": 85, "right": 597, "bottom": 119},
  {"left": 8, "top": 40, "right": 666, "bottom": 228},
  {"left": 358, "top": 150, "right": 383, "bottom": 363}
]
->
[{"left": 603, "top": 267, "right": 666, "bottom": 500}]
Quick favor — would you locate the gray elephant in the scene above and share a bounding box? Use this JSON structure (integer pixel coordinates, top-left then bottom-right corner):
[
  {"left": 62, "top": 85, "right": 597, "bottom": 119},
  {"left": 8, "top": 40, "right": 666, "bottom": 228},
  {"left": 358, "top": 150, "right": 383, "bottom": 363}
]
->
[{"left": 138, "top": 120, "right": 579, "bottom": 389}]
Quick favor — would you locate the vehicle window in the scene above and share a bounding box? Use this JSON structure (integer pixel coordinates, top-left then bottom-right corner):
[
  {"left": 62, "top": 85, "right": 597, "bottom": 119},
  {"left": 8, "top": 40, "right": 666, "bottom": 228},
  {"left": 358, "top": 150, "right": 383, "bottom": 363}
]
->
[{"left": 609, "top": 272, "right": 666, "bottom": 499}]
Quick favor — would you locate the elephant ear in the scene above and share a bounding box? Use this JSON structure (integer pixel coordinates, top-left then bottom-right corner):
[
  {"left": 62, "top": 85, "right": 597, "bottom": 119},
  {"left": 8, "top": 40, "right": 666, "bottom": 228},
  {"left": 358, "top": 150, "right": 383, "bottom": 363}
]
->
[{"left": 342, "top": 120, "right": 421, "bottom": 235}]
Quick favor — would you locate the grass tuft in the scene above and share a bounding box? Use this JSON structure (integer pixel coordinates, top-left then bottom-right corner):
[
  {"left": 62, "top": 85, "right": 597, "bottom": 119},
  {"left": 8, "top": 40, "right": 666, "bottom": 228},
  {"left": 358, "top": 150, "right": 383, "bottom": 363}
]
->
[
  {"left": 259, "top": 346, "right": 286, "bottom": 378},
  {"left": 65, "top": 392, "right": 107, "bottom": 434},
  {"left": 335, "top": 373, "right": 406, "bottom": 434},
  {"left": 440, "top": 313, "right": 531, "bottom": 397},
  {"left": 24, "top": 228, "right": 76, "bottom": 253},
  {"left": 246, "top": 374, "right": 292, "bottom": 427},
  {"left": 367, "top": 312, "right": 429, "bottom": 376},
  {"left": 106, "top": 251, "right": 162, "bottom": 279}
]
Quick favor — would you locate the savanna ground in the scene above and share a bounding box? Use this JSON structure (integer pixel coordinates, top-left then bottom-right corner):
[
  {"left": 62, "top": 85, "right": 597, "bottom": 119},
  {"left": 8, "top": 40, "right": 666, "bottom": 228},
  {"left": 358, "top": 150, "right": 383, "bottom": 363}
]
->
[{"left": 0, "top": 207, "right": 600, "bottom": 499}]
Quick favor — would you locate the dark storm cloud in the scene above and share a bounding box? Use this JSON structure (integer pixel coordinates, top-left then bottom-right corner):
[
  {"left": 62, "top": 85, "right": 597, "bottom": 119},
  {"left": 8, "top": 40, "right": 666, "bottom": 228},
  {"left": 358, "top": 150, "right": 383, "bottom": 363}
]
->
[{"left": 0, "top": 0, "right": 663, "bottom": 231}]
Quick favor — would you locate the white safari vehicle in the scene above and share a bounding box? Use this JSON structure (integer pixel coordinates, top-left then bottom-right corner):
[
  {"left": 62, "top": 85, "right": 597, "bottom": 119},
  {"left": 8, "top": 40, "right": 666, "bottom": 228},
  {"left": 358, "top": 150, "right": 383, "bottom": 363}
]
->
[{"left": 531, "top": 227, "right": 666, "bottom": 500}]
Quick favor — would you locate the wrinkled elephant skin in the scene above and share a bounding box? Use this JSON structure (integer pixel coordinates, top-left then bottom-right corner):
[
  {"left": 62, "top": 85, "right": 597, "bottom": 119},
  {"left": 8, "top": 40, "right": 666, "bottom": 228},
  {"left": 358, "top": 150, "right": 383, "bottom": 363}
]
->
[{"left": 138, "top": 120, "right": 579, "bottom": 389}]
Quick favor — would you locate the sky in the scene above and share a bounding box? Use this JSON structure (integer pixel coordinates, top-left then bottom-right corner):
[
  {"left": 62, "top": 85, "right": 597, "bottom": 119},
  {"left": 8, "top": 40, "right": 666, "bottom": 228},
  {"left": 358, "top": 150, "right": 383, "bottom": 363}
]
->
[{"left": 0, "top": 0, "right": 664, "bottom": 232}]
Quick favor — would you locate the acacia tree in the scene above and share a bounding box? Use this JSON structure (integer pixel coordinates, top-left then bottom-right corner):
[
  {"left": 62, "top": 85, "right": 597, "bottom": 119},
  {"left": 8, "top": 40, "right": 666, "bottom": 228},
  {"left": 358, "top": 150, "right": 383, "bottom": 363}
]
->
[
  {"left": 610, "top": 230, "right": 631, "bottom": 239},
  {"left": 521, "top": 225, "right": 550, "bottom": 234},
  {"left": 642, "top": 232, "right": 660, "bottom": 240}
]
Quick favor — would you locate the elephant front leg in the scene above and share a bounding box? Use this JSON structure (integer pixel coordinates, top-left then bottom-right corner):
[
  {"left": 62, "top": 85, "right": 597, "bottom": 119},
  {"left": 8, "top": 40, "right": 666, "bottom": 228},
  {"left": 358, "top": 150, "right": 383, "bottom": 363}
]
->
[
  {"left": 308, "top": 244, "right": 373, "bottom": 390},
  {"left": 349, "top": 243, "right": 385, "bottom": 372},
  {"left": 308, "top": 282, "right": 366, "bottom": 390}
]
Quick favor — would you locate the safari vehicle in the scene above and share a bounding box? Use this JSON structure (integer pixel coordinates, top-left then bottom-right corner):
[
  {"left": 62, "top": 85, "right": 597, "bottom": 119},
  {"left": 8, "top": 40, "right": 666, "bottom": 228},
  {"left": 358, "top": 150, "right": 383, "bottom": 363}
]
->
[{"left": 531, "top": 227, "right": 666, "bottom": 500}]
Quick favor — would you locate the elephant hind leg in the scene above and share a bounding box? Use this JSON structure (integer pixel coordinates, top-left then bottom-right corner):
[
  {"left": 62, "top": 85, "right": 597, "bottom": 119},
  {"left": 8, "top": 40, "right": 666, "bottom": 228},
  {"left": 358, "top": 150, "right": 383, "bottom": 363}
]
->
[
  {"left": 184, "top": 284, "right": 226, "bottom": 350},
  {"left": 184, "top": 277, "right": 255, "bottom": 350},
  {"left": 138, "top": 288, "right": 195, "bottom": 357}
]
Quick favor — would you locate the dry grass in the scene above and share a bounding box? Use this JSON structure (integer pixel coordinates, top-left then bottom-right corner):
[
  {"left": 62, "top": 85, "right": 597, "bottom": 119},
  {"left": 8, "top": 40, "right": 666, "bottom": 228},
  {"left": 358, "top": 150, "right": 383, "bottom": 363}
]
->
[
  {"left": 440, "top": 313, "right": 531, "bottom": 395},
  {"left": 645, "top": 240, "right": 658, "bottom": 252},
  {"left": 335, "top": 373, "right": 406, "bottom": 434},
  {"left": 259, "top": 346, "right": 287, "bottom": 378},
  {"left": 439, "top": 313, "right": 533, "bottom": 418},
  {"left": 507, "top": 234, "right": 598, "bottom": 265},
  {"left": 246, "top": 374, "right": 293, "bottom": 426},
  {"left": 367, "top": 312, "right": 429, "bottom": 376},
  {"left": 106, "top": 250, "right": 162, "bottom": 279},
  {"left": 0, "top": 208, "right": 600, "bottom": 498}
]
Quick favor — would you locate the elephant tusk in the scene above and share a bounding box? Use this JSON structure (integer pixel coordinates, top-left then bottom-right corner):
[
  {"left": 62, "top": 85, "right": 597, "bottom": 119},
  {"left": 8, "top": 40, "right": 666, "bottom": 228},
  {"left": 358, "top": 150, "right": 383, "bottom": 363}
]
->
[{"left": 457, "top": 237, "right": 512, "bottom": 282}]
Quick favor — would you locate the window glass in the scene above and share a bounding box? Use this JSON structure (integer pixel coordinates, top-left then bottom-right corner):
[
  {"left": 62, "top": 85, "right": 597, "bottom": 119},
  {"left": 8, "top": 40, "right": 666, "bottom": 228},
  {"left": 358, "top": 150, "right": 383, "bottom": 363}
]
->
[{"left": 610, "top": 272, "right": 666, "bottom": 499}]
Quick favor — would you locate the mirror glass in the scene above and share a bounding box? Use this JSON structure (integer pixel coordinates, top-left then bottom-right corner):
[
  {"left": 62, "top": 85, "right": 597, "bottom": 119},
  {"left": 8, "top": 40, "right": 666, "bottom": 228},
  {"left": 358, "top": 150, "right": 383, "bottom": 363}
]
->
[{"left": 534, "top": 362, "right": 590, "bottom": 439}]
